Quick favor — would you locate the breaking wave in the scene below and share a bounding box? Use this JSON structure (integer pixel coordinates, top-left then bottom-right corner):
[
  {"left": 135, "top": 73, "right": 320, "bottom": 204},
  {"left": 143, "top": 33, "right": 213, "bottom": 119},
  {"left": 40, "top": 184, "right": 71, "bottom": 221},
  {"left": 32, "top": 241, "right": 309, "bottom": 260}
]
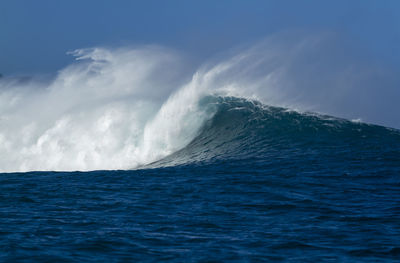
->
[{"left": 1, "top": 38, "right": 399, "bottom": 172}]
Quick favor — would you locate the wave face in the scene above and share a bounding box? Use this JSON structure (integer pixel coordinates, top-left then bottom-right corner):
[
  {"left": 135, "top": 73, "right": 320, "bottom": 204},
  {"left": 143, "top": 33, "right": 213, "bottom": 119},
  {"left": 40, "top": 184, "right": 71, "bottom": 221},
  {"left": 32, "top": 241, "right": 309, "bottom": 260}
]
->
[{"left": 148, "top": 96, "right": 400, "bottom": 171}]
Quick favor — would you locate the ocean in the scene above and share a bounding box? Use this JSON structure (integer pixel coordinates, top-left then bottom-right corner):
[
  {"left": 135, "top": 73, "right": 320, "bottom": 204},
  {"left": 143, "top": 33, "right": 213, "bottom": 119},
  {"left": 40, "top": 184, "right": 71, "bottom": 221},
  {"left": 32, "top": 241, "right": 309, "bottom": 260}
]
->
[{"left": 1, "top": 96, "right": 400, "bottom": 262}]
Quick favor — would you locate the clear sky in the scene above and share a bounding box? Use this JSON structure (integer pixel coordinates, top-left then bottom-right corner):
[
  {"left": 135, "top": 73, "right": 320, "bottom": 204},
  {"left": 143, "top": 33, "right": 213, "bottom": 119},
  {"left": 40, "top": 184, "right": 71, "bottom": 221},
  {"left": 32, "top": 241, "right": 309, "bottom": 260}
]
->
[{"left": 1, "top": 0, "right": 399, "bottom": 75}]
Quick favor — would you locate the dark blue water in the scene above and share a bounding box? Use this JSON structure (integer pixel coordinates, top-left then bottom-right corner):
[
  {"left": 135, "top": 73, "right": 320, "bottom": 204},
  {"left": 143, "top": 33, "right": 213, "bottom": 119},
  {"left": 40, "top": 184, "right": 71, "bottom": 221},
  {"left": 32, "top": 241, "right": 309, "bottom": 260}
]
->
[{"left": 1, "top": 97, "right": 400, "bottom": 262}]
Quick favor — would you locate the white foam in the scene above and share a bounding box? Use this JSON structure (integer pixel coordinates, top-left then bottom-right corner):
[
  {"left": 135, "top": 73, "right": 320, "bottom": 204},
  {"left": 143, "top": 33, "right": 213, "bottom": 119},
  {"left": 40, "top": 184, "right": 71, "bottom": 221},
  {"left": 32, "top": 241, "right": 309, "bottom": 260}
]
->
[{"left": 0, "top": 47, "right": 208, "bottom": 172}]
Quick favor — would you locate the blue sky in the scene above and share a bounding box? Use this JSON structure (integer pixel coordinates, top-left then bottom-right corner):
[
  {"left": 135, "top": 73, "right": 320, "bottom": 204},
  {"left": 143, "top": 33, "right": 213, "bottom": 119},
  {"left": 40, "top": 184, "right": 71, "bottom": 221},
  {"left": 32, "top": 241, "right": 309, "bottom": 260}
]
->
[{"left": 1, "top": 0, "right": 399, "bottom": 75}]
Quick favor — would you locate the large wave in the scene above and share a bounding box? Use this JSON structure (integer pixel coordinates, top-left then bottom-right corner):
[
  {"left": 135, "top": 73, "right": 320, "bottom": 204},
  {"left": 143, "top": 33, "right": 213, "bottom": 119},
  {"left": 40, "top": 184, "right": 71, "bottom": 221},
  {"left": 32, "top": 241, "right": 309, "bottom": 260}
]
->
[{"left": 0, "top": 36, "right": 399, "bottom": 172}]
